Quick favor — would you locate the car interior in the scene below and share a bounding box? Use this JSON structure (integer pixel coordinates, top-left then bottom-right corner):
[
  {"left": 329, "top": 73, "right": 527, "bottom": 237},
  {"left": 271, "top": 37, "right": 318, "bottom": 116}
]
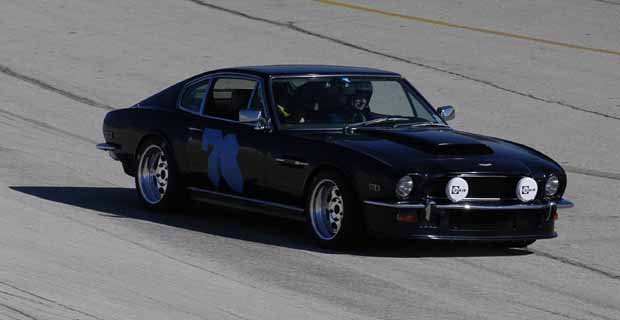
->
[{"left": 205, "top": 78, "right": 256, "bottom": 121}]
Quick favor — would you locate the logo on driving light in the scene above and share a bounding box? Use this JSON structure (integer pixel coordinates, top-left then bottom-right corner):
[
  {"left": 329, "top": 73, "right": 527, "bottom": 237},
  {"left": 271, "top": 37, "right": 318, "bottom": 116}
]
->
[
  {"left": 516, "top": 177, "right": 538, "bottom": 202},
  {"left": 451, "top": 185, "right": 467, "bottom": 194},
  {"left": 521, "top": 185, "right": 536, "bottom": 194},
  {"left": 446, "top": 177, "right": 469, "bottom": 202}
]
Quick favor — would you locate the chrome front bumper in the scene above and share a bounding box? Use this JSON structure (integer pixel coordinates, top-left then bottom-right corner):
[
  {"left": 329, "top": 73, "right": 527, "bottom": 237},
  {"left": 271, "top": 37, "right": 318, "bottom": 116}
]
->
[{"left": 364, "top": 199, "right": 574, "bottom": 210}]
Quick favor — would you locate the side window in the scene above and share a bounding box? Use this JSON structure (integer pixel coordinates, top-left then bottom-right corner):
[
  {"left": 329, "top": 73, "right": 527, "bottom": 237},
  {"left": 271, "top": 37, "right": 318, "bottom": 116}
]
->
[
  {"left": 205, "top": 78, "right": 257, "bottom": 121},
  {"left": 180, "top": 81, "right": 210, "bottom": 113},
  {"left": 246, "top": 83, "right": 266, "bottom": 112},
  {"left": 406, "top": 89, "right": 437, "bottom": 121}
]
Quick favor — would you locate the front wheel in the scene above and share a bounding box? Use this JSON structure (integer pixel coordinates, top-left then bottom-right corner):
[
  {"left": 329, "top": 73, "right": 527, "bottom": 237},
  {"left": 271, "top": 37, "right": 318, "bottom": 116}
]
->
[
  {"left": 307, "top": 171, "right": 363, "bottom": 249},
  {"left": 135, "top": 137, "right": 185, "bottom": 210}
]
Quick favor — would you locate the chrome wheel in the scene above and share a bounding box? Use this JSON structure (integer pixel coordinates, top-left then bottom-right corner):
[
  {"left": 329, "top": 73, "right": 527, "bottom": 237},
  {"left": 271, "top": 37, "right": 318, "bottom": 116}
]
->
[
  {"left": 310, "top": 179, "right": 344, "bottom": 240},
  {"left": 138, "top": 145, "right": 168, "bottom": 204}
]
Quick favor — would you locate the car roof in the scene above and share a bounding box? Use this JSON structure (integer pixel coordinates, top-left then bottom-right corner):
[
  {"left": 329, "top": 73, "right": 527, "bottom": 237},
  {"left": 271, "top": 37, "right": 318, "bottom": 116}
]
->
[{"left": 206, "top": 65, "right": 401, "bottom": 77}]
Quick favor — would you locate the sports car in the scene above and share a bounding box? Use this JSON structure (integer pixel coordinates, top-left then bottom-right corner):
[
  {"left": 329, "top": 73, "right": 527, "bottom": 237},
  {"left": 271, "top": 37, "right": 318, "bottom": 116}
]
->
[{"left": 97, "top": 65, "right": 573, "bottom": 248}]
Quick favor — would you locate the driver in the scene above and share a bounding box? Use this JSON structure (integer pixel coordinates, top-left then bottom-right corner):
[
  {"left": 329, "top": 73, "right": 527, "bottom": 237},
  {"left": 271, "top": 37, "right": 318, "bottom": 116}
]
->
[
  {"left": 273, "top": 82, "right": 292, "bottom": 119},
  {"left": 345, "top": 81, "right": 373, "bottom": 122}
]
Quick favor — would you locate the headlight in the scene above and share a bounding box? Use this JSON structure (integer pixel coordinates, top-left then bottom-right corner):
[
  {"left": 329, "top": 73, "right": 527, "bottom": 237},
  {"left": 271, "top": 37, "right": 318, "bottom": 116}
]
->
[
  {"left": 396, "top": 175, "right": 414, "bottom": 199},
  {"left": 545, "top": 175, "right": 560, "bottom": 196}
]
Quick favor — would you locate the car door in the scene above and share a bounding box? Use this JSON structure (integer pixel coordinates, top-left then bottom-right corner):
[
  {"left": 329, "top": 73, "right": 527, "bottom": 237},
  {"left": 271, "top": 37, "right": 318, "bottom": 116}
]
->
[
  {"left": 185, "top": 74, "right": 275, "bottom": 200},
  {"left": 175, "top": 77, "right": 210, "bottom": 185}
]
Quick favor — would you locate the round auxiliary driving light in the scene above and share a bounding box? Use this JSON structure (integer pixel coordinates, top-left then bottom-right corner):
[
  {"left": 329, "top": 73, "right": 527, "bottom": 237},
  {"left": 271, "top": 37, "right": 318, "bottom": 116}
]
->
[
  {"left": 446, "top": 177, "right": 469, "bottom": 202},
  {"left": 396, "top": 176, "right": 414, "bottom": 200},
  {"left": 545, "top": 175, "right": 560, "bottom": 196},
  {"left": 516, "top": 177, "right": 538, "bottom": 202}
]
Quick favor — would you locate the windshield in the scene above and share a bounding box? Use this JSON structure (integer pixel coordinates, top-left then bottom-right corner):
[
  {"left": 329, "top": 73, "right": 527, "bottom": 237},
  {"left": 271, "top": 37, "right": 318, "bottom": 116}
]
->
[{"left": 271, "top": 76, "right": 444, "bottom": 129}]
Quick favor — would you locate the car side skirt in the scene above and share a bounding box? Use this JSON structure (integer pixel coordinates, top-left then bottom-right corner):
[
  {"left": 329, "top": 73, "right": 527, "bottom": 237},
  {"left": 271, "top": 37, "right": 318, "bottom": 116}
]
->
[{"left": 188, "top": 187, "right": 306, "bottom": 222}]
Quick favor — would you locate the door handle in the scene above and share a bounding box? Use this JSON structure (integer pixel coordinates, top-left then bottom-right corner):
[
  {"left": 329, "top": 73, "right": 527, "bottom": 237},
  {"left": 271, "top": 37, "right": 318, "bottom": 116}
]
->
[{"left": 187, "top": 127, "right": 202, "bottom": 133}]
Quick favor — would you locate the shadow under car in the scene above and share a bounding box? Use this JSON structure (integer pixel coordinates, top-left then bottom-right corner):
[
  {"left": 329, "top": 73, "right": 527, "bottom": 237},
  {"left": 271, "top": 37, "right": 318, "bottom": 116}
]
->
[{"left": 9, "top": 186, "right": 533, "bottom": 258}]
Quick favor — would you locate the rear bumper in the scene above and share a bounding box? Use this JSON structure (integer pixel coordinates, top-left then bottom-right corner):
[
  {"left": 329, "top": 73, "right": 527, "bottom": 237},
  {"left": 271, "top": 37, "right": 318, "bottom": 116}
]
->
[
  {"left": 96, "top": 143, "right": 121, "bottom": 160},
  {"left": 95, "top": 143, "right": 120, "bottom": 151},
  {"left": 363, "top": 199, "right": 573, "bottom": 241}
]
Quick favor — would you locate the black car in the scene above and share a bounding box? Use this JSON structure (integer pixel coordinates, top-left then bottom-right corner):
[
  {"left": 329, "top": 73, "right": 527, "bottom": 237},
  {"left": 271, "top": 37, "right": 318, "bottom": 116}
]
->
[{"left": 97, "top": 65, "right": 573, "bottom": 248}]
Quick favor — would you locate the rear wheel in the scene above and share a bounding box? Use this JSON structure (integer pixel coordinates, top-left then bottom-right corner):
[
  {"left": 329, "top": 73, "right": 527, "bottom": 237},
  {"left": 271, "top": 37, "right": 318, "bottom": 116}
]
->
[
  {"left": 307, "top": 171, "right": 363, "bottom": 249},
  {"left": 135, "top": 137, "right": 185, "bottom": 210}
]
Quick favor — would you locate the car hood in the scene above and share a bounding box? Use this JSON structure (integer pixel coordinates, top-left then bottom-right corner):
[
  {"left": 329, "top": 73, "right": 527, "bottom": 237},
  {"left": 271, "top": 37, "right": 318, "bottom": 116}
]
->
[{"left": 298, "top": 127, "right": 563, "bottom": 175}]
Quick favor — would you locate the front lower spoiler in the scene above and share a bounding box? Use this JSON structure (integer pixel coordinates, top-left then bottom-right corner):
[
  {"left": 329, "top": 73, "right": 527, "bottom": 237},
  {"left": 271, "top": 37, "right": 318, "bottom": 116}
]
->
[
  {"left": 407, "top": 233, "right": 557, "bottom": 241},
  {"left": 362, "top": 199, "right": 573, "bottom": 241}
]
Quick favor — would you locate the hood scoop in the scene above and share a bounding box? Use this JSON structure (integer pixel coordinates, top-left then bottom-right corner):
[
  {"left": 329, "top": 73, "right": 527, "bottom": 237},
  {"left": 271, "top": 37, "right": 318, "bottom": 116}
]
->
[
  {"left": 355, "top": 127, "right": 494, "bottom": 156},
  {"left": 432, "top": 143, "right": 493, "bottom": 156}
]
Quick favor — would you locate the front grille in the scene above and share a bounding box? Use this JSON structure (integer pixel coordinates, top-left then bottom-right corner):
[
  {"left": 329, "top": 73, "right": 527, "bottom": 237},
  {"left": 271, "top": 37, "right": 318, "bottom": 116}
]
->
[
  {"left": 449, "top": 210, "right": 543, "bottom": 231},
  {"left": 429, "top": 175, "right": 521, "bottom": 200}
]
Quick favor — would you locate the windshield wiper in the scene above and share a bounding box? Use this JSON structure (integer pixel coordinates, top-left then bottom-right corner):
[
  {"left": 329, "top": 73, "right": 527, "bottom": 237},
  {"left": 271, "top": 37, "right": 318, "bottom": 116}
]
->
[
  {"left": 394, "top": 121, "right": 450, "bottom": 128},
  {"left": 343, "top": 117, "right": 412, "bottom": 133}
]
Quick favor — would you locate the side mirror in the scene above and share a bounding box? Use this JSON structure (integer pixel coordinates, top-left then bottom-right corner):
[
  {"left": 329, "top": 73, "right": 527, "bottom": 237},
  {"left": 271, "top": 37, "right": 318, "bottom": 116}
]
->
[
  {"left": 239, "top": 109, "right": 271, "bottom": 132},
  {"left": 437, "top": 105, "right": 455, "bottom": 121}
]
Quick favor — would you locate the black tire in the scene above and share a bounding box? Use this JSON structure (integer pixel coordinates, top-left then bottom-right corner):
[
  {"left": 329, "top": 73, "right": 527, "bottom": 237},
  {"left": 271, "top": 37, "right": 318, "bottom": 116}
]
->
[
  {"left": 494, "top": 240, "right": 536, "bottom": 248},
  {"left": 306, "top": 170, "right": 364, "bottom": 249},
  {"left": 134, "top": 137, "right": 186, "bottom": 211}
]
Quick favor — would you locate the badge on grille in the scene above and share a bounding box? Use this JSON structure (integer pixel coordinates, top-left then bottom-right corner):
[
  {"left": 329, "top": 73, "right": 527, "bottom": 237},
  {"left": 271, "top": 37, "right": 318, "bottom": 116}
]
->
[
  {"left": 446, "top": 177, "right": 469, "bottom": 202},
  {"left": 516, "top": 177, "right": 538, "bottom": 202}
]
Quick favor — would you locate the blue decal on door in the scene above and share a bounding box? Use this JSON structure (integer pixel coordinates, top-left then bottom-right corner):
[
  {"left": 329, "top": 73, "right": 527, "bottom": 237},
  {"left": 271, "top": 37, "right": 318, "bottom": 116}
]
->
[{"left": 201, "top": 128, "right": 243, "bottom": 193}]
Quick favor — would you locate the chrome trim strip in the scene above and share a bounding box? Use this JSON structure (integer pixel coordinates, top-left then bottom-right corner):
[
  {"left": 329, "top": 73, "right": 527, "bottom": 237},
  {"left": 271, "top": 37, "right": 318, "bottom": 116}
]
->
[
  {"left": 187, "top": 127, "right": 203, "bottom": 133},
  {"left": 462, "top": 197, "right": 502, "bottom": 202},
  {"left": 427, "top": 196, "right": 517, "bottom": 202},
  {"left": 275, "top": 158, "right": 309, "bottom": 167},
  {"left": 435, "top": 203, "right": 549, "bottom": 210},
  {"left": 363, "top": 201, "right": 425, "bottom": 209},
  {"left": 270, "top": 74, "right": 401, "bottom": 79},
  {"left": 188, "top": 187, "right": 305, "bottom": 213},
  {"left": 96, "top": 143, "right": 118, "bottom": 151}
]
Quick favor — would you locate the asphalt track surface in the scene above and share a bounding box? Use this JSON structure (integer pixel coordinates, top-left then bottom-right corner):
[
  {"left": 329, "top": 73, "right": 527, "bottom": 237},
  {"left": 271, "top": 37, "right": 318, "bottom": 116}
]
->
[{"left": 1, "top": 0, "right": 619, "bottom": 319}]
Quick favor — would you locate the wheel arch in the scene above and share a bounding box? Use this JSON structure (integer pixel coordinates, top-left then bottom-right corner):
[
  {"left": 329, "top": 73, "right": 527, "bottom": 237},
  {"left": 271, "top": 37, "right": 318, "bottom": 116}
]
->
[
  {"left": 135, "top": 130, "right": 176, "bottom": 161},
  {"left": 302, "top": 163, "right": 362, "bottom": 209},
  {"left": 134, "top": 131, "right": 183, "bottom": 180},
  {"left": 303, "top": 162, "right": 369, "bottom": 245}
]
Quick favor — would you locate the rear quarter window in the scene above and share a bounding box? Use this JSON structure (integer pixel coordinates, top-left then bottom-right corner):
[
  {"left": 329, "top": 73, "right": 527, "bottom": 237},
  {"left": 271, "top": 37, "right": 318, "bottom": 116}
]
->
[{"left": 180, "top": 81, "right": 210, "bottom": 113}]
